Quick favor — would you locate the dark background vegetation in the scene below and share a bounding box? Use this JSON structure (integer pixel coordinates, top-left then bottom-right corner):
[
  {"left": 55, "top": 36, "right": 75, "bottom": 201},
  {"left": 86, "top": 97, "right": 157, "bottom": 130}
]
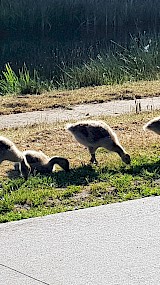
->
[
  {"left": 0, "top": 0, "right": 160, "bottom": 83},
  {"left": 1, "top": 0, "right": 160, "bottom": 39}
]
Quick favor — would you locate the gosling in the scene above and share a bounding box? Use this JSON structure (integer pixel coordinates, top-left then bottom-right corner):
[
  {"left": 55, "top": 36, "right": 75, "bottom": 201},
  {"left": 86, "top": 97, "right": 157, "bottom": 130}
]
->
[
  {"left": 66, "top": 120, "right": 131, "bottom": 164},
  {"left": 15, "top": 150, "right": 70, "bottom": 174},
  {"left": 143, "top": 116, "right": 160, "bottom": 135},
  {"left": 0, "top": 136, "right": 30, "bottom": 179}
]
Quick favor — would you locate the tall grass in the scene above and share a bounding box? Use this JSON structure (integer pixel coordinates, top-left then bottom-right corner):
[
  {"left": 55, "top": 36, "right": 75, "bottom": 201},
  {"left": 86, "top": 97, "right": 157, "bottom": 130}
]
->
[
  {"left": 0, "top": 35, "right": 160, "bottom": 94},
  {"left": 58, "top": 36, "right": 160, "bottom": 89},
  {"left": 0, "top": 1, "right": 160, "bottom": 84}
]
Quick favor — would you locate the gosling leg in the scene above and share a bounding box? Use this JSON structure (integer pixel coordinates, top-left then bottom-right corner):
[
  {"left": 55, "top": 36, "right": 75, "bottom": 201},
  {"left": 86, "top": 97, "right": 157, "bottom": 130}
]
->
[{"left": 88, "top": 147, "right": 98, "bottom": 164}]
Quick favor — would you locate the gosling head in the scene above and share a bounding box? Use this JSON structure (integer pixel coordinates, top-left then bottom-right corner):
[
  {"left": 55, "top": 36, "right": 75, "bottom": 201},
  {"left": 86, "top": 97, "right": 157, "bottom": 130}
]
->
[
  {"left": 62, "top": 158, "right": 70, "bottom": 172},
  {"left": 49, "top": 156, "right": 70, "bottom": 173},
  {"left": 56, "top": 157, "right": 70, "bottom": 172},
  {"left": 20, "top": 158, "right": 31, "bottom": 180},
  {"left": 121, "top": 153, "right": 131, "bottom": 165}
]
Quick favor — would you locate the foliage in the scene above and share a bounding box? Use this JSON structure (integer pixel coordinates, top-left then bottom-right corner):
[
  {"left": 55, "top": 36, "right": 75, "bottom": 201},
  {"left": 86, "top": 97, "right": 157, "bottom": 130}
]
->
[
  {"left": 1, "top": 34, "right": 160, "bottom": 94},
  {"left": 0, "top": 1, "right": 160, "bottom": 85}
]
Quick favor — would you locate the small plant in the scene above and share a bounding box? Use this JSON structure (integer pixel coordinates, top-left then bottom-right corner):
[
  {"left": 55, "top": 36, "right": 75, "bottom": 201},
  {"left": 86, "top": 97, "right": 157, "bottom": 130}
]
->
[
  {"left": 0, "top": 63, "right": 20, "bottom": 94},
  {"left": 0, "top": 63, "right": 50, "bottom": 95}
]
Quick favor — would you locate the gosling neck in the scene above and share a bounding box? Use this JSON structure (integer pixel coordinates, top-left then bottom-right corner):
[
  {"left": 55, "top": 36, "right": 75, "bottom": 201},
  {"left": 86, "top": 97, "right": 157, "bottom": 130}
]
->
[{"left": 114, "top": 144, "right": 126, "bottom": 159}]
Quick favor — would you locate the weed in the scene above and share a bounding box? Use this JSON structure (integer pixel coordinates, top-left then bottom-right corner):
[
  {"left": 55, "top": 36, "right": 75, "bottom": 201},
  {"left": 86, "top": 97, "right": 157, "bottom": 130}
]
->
[{"left": 0, "top": 64, "right": 50, "bottom": 95}]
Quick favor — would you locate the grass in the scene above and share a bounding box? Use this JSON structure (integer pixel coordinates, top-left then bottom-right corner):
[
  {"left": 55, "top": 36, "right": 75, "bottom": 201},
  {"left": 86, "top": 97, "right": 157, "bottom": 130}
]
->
[
  {"left": 59, "top": 37, "right": 160, "bottom": 89},
  {"left": 0, "top": 110, "right": 160, "bottom": 223},
  {"left": 59, "top": 33, "right": 160, "bottom": 88}
]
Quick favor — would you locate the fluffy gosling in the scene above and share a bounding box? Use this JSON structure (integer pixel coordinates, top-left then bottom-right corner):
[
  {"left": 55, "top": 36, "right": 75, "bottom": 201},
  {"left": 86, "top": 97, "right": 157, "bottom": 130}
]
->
[
  {"left": 143, "top": 116, "right": 160, "bottom": 135},
  {"left": 66, "top": 120, "right": 131, "bottom": 164},
  {"left": 16, "top": 150, "right": 70, "bottom": 174},
  {"left": 0, "top": 136, "right": 30, "bottom": 179}
]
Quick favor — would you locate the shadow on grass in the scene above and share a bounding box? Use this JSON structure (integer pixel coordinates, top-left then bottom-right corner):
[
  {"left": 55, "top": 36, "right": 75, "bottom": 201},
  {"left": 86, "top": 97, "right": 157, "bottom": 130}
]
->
[
  {"left": 99, "top": 165, "right": 122, "bottom": 176},
  {"left": 6, "top": 169, "right": 20, "bottom": 179},
  {"left": 6, "top": 156, "right": 160, "bottom": 190},
  {"left": 6, "top": 164, "right": 99, "bottom": 188},
  {"left": 119, "top": 159, "right": 160, "bottom": 178},
  {"left": 47, "top": 164, "right": 99, "bottom": 187}
]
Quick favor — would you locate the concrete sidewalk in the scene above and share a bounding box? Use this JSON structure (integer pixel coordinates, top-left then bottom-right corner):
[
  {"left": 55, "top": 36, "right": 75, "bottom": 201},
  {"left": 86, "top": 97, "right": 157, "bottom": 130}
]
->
[{"left": 0, "top": 196, "right": 160, "bottom": 285}]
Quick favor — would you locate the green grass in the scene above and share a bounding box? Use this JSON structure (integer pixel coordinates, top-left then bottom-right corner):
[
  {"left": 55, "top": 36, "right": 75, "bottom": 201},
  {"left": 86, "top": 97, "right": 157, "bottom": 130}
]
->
[{"left": 0, "top": 154, "right": 159, "bottom": 223}]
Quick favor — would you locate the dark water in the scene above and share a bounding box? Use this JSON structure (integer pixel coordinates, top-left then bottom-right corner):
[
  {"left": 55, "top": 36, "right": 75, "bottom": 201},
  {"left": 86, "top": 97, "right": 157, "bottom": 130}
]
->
[{"left": 0, "top": 28, "right": 158, "bottom": 79}]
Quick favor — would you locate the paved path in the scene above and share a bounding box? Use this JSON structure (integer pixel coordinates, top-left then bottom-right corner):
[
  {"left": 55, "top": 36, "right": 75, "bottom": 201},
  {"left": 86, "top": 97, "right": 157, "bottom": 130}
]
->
[
  {"left": 0, "top": 96, "right": 160, "bottom": 129},
  {"left": 0, "top": 196, "right": 160, "bottom": 285}
]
